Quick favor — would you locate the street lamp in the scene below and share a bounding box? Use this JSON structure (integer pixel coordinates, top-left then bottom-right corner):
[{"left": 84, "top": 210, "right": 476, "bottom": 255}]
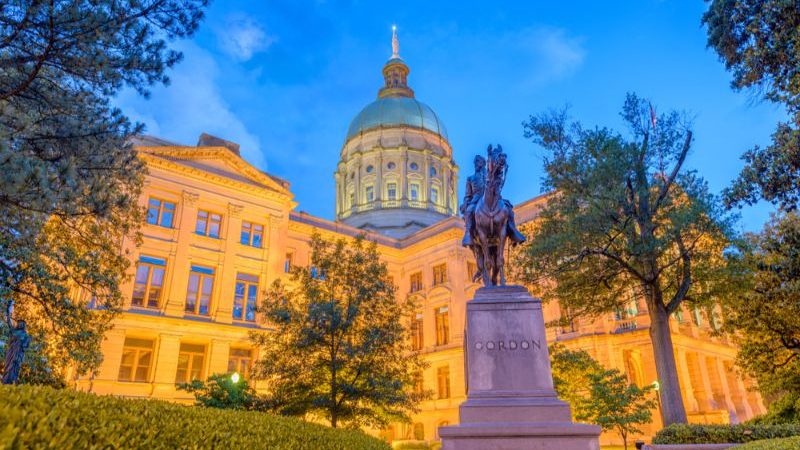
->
[{"left": 231, "top": 372, "right": 241, "bottom": 384}]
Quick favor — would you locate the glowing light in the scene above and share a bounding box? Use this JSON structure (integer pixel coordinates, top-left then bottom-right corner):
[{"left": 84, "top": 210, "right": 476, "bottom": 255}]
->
[
  {"left": 651, "top": 380, "right": 660, "bottom": 391},
  {"left": 231, "top": 372, "right": 241, "bottom": 384},
  {"left": 392, "top": 25, "right": 396, "bottom": 31}
]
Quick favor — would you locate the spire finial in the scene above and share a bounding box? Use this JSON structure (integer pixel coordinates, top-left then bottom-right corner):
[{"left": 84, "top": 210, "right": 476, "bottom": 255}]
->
[{"left": 391, "top": 25, "right": 400, "bottom": 58}]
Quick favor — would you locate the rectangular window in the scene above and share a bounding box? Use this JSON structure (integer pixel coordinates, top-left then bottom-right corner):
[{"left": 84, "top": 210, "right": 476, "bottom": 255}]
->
[
  {"left": 195, "top": 210, "right": 222, "bottom": 238},
  {"left": 414, "top": 371, "right": 424, "bottom": 394},
  {"left": 284, "top": 252, "right": 294, "bottom": 273},
  {"left": 410, "top": 183, "right": 420, "bottom": 201},
  {"left": 435, "top": 306, "right": 450, "bottom": 346},
  {"left": 240, "top": 221, "right": 264, "bottom": 248},
  {"left": 227, "top": 348, "right": 253, "bottom": 378},
  {"left": 410, "top": 272, "right": 423, "bottom": 293},
  {"left": 433, "top": 263, "right": 447, "bottom": 286},
  {"left": 146, "top": 198, "right": 176, "bottom": 228},
  {"left": 186, "top": 265, "right": 214, "bottom": 316},
  {"left": 175, "top": 343, "right": 206, "bottom": 384},
  {"left": 437, "top": 365, "right": 450, "bottom": 399},
  {"left": 387, "top": 182, "right": 397, "bottom": 200},
  {"left": 131, "top": 256, "right": 166, "bottom": 309},
  {"left": 118, "top": 337, "right": 153, "bottom": 382},
  {"left": 233, "top": 273, "right": 258, "bottom": 322},
  {"left": 431, "top": 187, "right": 439, "bottom": 204},
  {"left": 349, "top": 191, "right": 355, "bottom": 207},
  {"left": 411, "top": 313, "right": 424, "bottom": 351},
  {"left": 692, "top": 307, "right": 703, "bottom": 326},
  {"left": 365, "top": 185, "right": 375, "bottom": 202}
]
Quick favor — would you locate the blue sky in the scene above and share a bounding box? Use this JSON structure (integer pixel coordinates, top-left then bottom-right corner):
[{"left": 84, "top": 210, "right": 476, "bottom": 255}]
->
[{"left": 117, "top": 1, "right": 783, "bottom": 232}]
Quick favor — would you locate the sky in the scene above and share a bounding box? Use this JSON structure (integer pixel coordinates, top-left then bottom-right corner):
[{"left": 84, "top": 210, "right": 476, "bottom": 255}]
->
[{"left": 116, "top": 1, "right": 784, "bottom": 232}]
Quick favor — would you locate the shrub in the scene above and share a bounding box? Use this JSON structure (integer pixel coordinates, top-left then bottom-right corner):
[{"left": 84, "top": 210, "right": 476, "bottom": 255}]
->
[
  {"left": 747, "top": 392, "right": 800, "bottom": 425},
  {"left": 0, "top": 385, "right": 390, "bottom": 449},
  {"left": 738, "top": 436, "right": 800, "bottom": 449},
  {"left": 652, "top": 423, "right": 800, "bottom": 444}
]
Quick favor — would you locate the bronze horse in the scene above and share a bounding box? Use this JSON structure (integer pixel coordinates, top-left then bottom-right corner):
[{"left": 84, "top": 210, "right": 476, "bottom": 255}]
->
[{"left": 471, "top": 145, "right": 514, "bottom": 286}]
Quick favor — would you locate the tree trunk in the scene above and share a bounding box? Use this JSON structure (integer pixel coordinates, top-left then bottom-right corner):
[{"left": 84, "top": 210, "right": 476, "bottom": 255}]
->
[{"left": 649, "top": 304, "right": 688, "bottom": 425}]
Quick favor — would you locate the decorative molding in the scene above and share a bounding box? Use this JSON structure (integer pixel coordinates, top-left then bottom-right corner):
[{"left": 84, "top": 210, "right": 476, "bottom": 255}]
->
[
  {"left": 182, "top": 190, "right": 199, "bottom": 206},
  {"left": 228, "top": 203, "right": 244, "bottom": 218}
]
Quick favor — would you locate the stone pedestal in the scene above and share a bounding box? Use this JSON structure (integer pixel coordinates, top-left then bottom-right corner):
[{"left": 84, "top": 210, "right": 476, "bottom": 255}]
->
[{"left": 439, "top": 285, "right": 601, "bottom": 450}]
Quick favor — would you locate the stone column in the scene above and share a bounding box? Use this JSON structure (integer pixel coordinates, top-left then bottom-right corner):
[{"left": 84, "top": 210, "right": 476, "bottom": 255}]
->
[
  {"left": 726, "top": 362, "right": 754, "bottom": 420},
  {"left": 265, "top": 213, "right": 287, "bottom": 283},
  {"left": 354, "top": 155, "right": 362, "bottom": 208},
  {"left": 375, "top": 148, "right": 383, "bottom": 204},
  {"left": 151, "top": 333, "right": 183, "bottom": 398},
  {"left": 713, "top": 358, "right": 740, "bottom": 422},
  {"left": 213, "top": 203, "right": 242, "bottom": 324},
  {"left": 422, "top": 149, "right": 431, "bottom": 204},
  {"left": 164, "top": 190, "right": 199, "bottom": 317},
  {"left": 207, "top": 339, "right": 231, "bottom": 375},
  {"left": 400, "top": 147, "right": 408, "bottom": 205},
  {"left": 334, "top": 171, "right": 342, "bottom": 217},
  {"left": 694, "top": 353, "right": 719, "bottom": 411},
  {"left": 93, "top": 327, "right": 127, "bottom": 382},
  {"left": 676, "top": 348, "right": 700, "bottom": 412}
]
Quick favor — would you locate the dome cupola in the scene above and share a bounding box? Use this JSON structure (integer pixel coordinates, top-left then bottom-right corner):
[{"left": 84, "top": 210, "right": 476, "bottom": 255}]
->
[{"left": 334, "top": 27, "right": 459, "bottom": 239}]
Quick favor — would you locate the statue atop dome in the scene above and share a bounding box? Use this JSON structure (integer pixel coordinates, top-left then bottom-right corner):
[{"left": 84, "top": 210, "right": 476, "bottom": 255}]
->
[{"left": 391, "top": 25, "right": 400, "bottom": 59}]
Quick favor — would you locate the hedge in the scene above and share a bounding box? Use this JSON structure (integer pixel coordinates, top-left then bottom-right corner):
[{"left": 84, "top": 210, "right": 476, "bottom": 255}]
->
[
  {"left": 652, "top": 423, "right": 800, "bottom": 445},
  {"left": 0, "top": 385, "right": 390, "bottom": 450},
  {"left": 737, "top": 436, "right": 800, "bottom": 449}
]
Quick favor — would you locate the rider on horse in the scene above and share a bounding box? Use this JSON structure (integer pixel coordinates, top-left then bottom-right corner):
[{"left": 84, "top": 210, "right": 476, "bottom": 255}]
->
[{"left": 461, "top": 153, "right": 525, "bottom": 248}]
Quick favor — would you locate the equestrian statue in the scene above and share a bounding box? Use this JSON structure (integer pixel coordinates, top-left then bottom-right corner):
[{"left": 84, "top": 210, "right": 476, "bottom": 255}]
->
[{"left": 461, "top": 144, "right": 525, "bottom": 286}]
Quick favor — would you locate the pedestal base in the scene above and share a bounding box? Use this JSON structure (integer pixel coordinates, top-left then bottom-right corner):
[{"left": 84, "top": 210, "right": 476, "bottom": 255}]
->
[
  {"left": 439, "top": 422, "right": 601, "bottom": 450},
  {"left": 439, "top": 286, "right": 601, "bottom": 450}
]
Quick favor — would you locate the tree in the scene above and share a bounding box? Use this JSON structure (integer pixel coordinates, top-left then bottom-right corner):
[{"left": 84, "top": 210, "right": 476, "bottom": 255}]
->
[
  {"left": 549, "top": 343, "right": 604, "bottom": 419},
  {"left": 251, "top": 233, "right": 426, "bottom": 429},
  {"left": 178, "top": 373, "right": 273, "bottom": 412},
  {"left": 721, "top": 213, "right": 800, "bottom": 409},
  {"left": 0, "top": 1, "right": 208, "bottom": 382},
  {"left": 517, "top": 93, "right": 737, "bottom": 426},
  {"left": 575, "top": 369, "right": 656, "bottom": 450},
  {"left": 703, "top": 0, "right": 800, "bottom": 210}
]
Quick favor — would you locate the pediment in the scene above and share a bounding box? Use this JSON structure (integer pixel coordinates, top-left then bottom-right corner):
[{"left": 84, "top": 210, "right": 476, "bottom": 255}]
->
[{"left": 136, "top": 145, "right": 290, "bottom": 197}]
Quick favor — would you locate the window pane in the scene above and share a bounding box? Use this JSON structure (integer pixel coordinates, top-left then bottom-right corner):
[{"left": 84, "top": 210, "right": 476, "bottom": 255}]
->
[
  {"left": 199, "top": 276, "right": 213, "bottom": 315},
  {"left": 146, "top": 199, "right": 160, "bottom": 225},
  {"left": 208, "top": 215, "right": 220, "bottom": 238},
  {"left": 233, "top": 282, "right": 245, "bottom": 320},
  {"left": 191, "top": 354, "right": 204, "bottom": 380},
  {"left": 195, "top": 211, "right": 208, "bottom": 235},
  {"left": 240, "top": 222, "right": 251, "bottom": 245},
  {"left": 228, "top": 359, "right": 237, "bottom": 373},
  {"left": 147, "top": 267, "right": 165, "bottom": 308},
  {"left": 246, "top": 284, "right": 258, "bottom": 322},
  {"left": 160, "top": 202, "right": 175, "bottom": 228},
  {"left": 252, "top": 225, "right": 263, "bottom": 248},
  {"left": 132, "top": 265, "right": 150, "bottom": 306},
  {"left": 186, "top": 274, "right": 199, "bottom": 313},
  {"left": 135, "top": 350, "right": 151, "bottom": 382}
]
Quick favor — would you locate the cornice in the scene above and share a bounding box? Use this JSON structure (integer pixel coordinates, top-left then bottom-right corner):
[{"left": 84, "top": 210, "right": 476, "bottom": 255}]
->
[{"left": 138, "top": 149, "right": 296, "bottom": 209}]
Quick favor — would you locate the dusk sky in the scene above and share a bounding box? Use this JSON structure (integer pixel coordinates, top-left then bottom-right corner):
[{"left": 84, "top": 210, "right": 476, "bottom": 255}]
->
[{"left": 117, "top": 1, "right": 784, "bottom": 232}]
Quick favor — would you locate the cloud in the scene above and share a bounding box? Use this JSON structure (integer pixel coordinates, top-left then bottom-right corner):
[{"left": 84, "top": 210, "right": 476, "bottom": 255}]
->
[
  {"left": 215, "top": 15, "right": 274, "bottom": 62},
  {"left": 527, "top": 27, "right": 585, "bottom": 80},
  {"left": 116, "top": 42, "right": 266, "bottom": 168}
]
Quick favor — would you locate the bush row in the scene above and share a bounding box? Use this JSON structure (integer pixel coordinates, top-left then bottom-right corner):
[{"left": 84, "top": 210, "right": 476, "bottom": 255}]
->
[
  {"left": 652, "top": 423, "right": 800, "bottom": 445},
  {"left": 0, "top": 385, "right": 390, "bottom": 450}
]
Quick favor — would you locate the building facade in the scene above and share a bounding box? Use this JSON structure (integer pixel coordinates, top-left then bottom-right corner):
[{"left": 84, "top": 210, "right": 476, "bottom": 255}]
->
[{"left": 74, "top": 32, "right": 765, "bottom": 446}]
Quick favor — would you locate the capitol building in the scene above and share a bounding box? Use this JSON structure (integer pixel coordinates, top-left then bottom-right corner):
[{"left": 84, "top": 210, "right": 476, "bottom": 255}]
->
[{"left": 75, "top": 31, "right": 765, "bottom": 446}]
